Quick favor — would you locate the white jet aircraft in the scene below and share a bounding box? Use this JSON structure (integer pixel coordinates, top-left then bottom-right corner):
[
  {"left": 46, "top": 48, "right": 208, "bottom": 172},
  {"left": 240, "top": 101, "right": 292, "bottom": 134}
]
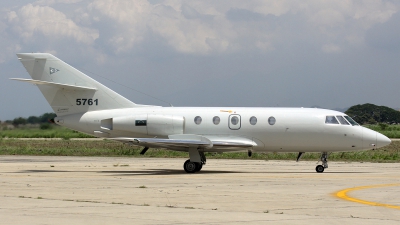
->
[{"left": 12, "top": 53, "right": 391, "bottom": 173}]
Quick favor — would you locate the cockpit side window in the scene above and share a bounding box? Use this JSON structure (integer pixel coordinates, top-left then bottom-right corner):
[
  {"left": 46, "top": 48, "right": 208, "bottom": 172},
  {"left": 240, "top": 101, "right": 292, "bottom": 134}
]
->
[
  {"left": 325, "top": 116, "right": 339, "bottom": 124},
  {"left": 344, "top": 116, "right": 359, "bottom": 126},
  {"left": 336, "top": 116, "right": 350, "bottom": 125}
]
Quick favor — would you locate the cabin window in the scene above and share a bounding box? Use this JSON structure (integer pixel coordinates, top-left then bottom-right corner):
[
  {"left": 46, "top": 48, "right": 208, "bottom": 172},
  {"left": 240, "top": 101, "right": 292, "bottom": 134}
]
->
[
  {"left": 231, "top": 116, "right": 239, "bottom": 125},
  {"left": 213, "top": 116, "right": 220, "bottom": 125},
  {"left": 344, "top": 116, "right": 360, "bottom": 126},
  {"left": 268, "top": 116, "right": 276, "bottom": 125},
  {"left": 194, "top": 116, "right": 202, "bottom": 125},
  {"left": 325, "top": 116, "right": 339, "bottom": 124},
  {"left": 336, "top": 116, "right": 350, "bottom": 125},
  {"left": 249, "top": 116, "right": 257, "bottom": 125}
]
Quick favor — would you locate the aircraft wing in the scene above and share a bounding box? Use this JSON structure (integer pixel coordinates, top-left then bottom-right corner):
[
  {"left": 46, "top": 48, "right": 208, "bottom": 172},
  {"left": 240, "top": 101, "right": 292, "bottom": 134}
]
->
[
  {"left": 109, "top": 137, "right": 213, "bottom": 150},
  {"left": 109, "top": 134, "right": 255, "bottom": 152}
]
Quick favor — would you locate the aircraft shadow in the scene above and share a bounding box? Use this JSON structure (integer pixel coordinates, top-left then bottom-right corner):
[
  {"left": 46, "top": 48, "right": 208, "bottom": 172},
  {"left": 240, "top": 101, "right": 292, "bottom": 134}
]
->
[
  {"left": 13, "top": 169, "right": 240, "bottom": 175},
  {"left": 14, "top": 169, "right": 370, "bottom": 176},
  {"left": 16, "top": 170, "right": 71, "bottom": 173},
  {"left": 99, "top": 169, "right": 241, "bottom": 176},
  {"left": 98, "top": 170, "right": 370, "bottom": 176}
]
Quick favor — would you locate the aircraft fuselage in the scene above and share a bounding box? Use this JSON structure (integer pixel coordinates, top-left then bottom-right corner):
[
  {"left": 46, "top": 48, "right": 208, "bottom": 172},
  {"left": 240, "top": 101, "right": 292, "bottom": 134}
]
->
[{"left": 55, "top": 107, "right": 388, "bottom": 153}]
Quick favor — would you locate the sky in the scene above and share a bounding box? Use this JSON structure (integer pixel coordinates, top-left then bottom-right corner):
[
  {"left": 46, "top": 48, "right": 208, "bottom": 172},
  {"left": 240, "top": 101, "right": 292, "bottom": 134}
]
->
[{"left": 1, "top": 0, "right": 400, "bottom": 121}]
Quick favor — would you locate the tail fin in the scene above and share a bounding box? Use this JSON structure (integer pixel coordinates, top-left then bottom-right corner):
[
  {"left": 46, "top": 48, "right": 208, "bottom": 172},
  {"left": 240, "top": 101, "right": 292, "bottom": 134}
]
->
[{"left": 12, "top": 53, "right": 139, "bottom": 116}]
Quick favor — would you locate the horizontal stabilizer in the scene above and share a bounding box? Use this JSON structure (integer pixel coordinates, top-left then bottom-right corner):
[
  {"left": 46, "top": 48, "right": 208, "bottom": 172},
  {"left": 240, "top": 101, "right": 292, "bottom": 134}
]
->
[{"left": 10, "top": 78, "right": 97, "bottom": 91}]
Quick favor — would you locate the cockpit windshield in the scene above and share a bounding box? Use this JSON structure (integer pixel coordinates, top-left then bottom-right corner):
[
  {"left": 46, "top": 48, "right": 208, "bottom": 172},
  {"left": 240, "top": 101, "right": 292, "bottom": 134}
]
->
[
  {"left": 325, "top": 116, "right": 339, "bottom": 124},
  {"left": 325, "top": 115, "right": 359, "bottom": 126},
  {"left": 336, "top": 116, "right": 350, "bottom": 125},
  {"left": 344, "top": 116, "right": 359, "bottom": 126}
]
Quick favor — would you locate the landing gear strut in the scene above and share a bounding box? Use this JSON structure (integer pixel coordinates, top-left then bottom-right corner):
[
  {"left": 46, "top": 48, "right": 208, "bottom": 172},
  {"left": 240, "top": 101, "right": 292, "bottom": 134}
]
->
[
  {"left": 183, "top": 150, "right": 206, "bottom": 173},
  {"left": 316, "top": 152, "right": 328, "bottom": 173}
]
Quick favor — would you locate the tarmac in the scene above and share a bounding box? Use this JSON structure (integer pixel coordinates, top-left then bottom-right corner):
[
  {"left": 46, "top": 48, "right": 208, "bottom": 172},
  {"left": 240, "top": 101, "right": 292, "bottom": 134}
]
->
[{"left": 0, "top": 156, "right": 399, "bottom": 224}]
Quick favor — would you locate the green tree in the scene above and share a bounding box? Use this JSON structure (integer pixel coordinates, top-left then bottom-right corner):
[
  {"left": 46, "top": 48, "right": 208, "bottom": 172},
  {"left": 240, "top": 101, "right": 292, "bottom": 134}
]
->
[
  {"left": 39, "top": 113, "right": 57, "bottom": 123},
  {"left": 27, "top": 116, "right": 40, "bottom": 124},
  {"left": 378, "top": 123, "right": 388, "bottom": 130},
  {"left": 12, "top": 117, "right": 27, "bottom": 126},
  {"left": 345, "top": 103, "right": 400, "bottom": 124}
]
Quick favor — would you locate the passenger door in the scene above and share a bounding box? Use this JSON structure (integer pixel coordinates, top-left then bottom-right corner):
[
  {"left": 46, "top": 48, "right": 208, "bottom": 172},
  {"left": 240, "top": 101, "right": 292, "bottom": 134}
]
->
[{"left": 228, "top": 114, "right": 241, "bottom": 130}]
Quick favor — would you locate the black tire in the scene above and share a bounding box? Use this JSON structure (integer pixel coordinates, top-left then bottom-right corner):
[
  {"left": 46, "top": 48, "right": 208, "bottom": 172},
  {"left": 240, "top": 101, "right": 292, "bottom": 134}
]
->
[
  {"left": 195, "top": 162, "right": 203, "bottom": 172},
  {"left": 316, "top": 165, "right": 324, "bottom": 173},
  {"left": 183, "top": 159, "right": 197, "bottom": 173}
]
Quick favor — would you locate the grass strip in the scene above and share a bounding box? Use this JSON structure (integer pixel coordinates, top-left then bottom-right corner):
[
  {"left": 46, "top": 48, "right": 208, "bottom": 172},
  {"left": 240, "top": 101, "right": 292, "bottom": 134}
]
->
[
  {"left": 0, "top": 126, "right": 92, "bottom": 139},
  {"left": 0, "top": 139, "right": 399, "bottom": 162}
]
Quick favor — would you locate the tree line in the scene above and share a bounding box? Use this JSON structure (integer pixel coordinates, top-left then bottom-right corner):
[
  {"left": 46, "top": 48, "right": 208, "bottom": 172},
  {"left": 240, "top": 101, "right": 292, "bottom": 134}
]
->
[
  {"left": 2, "top": 113, "right": 57, "bottom": 126},
  {"left": 345, "top": 103, "right": 400, "bottom": 125}
]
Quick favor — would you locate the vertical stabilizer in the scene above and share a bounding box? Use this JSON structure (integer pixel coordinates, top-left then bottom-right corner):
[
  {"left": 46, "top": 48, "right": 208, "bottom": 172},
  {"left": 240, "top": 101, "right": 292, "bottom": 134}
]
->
[{"left": 15, "top": 53, "right": 138, "bottom": 116}]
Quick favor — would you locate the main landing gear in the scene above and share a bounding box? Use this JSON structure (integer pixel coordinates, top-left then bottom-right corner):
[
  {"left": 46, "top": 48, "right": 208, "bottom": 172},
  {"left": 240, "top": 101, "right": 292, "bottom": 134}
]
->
[
  {"left": 183, "top": 149, "right": 206, "bottom": 173},
  {"left": 183, "top": 159, "right": 204, "bottom": 173},
  {"left": 316, "top": 152, "right": 328, "bottom": 173}
]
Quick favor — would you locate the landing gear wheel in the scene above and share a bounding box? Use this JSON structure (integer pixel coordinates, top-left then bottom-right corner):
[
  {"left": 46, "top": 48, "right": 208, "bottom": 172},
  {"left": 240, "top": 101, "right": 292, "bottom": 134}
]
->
[
  {"left": 195, "top": 162, "right": 203, "bottom": 172},
  {"left": 316, "top": 165, "right": 324, "bottom": 173},
  {"left": 183, "top": 159, "right": 197, "bottom": 173}
]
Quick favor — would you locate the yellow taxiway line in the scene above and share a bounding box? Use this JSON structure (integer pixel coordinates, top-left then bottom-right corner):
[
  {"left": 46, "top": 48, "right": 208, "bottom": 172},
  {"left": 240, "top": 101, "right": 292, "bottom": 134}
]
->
[{"left": 335, "top": 183, "right": 400, "bottom": 210}]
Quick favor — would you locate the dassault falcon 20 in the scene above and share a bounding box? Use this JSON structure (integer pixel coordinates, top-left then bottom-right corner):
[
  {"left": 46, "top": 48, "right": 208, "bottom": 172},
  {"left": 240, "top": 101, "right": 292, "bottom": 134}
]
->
[{"left": 12, "top": 53, "right": 391, "bottom": 173}]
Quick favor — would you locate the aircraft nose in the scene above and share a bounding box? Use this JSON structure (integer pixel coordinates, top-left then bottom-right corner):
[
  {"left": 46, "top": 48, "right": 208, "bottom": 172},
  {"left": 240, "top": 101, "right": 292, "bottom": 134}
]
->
[
  {"left": 376, "top": 132, "right": 391, "bottom": 148},
  {"left": 362, "top": 127, "right": 391, "bottom": 149}
]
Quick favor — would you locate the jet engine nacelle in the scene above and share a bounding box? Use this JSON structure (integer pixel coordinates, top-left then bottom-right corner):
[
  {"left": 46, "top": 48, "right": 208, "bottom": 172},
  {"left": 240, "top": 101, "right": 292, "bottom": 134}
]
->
[{"left": 104, "top": 114, "right": 184, "bottom": 137}]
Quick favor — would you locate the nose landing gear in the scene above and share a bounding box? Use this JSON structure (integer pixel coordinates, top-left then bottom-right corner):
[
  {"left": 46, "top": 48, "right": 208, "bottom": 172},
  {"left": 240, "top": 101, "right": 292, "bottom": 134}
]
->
[{"left": 316, "top": 152, "right": 328, "bottom": 173}]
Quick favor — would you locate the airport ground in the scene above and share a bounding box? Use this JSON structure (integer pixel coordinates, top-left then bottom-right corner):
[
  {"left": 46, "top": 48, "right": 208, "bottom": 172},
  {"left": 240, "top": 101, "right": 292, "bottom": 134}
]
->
[{"left": 0, "top": 156, "right": 399, "bottom": 224}]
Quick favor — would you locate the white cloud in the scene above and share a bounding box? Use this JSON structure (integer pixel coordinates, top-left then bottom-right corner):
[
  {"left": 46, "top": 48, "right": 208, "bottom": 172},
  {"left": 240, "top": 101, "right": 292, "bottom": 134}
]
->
[
  {"left": 353, "top": 0, "right": 397, "bottom": 25},
  {"left": 148, "top": 4, "right": 221, "bottom": 54},
  {"left": 88, "top": 1, "right": 238, "bottom": 54},
  {"left": 35, "top": 0, "right": 84, "bottom": 5},
  {"left": 309, "top": 9, "right": 345, "bottom": 27},
  {"left": 322, "top": 43, "right": 341, "bottom": 53},
  {"left": 8, "top": 4, "right": 98, "bottom": 44},
  {"left": 1, "top": 0, "right": 399, "bottom": 57},
  {"left": 87, "top": 0, "right": 399, "bottom": 55},
  {"left": 88, "top": 0, "right": 150, "bottom": 53},
  {"left": 7, "top": 11, "right": 18, "bottom": 22},
  {"left": 34, "top": 0, "right": 55, "bottom": 5}
]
